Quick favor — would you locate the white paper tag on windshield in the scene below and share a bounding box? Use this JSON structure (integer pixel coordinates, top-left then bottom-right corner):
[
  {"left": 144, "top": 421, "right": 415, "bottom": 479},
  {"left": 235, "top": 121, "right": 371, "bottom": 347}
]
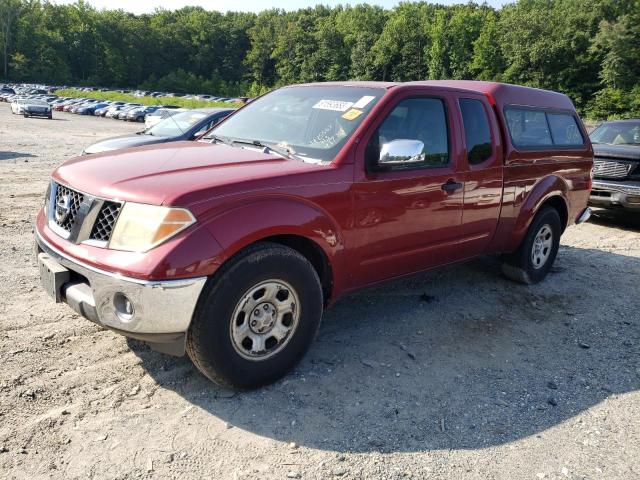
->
[
  {"left": 352, "top": 95, "right": 375, "bottom": 109},
  {"left": 313, "top": 99, "right": 354, "bottom": 112}
]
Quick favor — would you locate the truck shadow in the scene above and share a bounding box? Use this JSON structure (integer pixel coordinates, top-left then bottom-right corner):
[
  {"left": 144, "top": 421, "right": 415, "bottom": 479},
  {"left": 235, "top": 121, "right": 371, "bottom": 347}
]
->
[
  {"left": 589, "top": 208, "right": 640, "bottom": 232},
  {"left": 129, "top": 244, "right": 640, "bottom": 453}
]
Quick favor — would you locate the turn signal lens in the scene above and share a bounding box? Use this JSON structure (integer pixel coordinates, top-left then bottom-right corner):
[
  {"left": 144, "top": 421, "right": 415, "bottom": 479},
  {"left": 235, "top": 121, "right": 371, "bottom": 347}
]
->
[{"left": 109, "top": 202, "right": 196, "bottom": 252}]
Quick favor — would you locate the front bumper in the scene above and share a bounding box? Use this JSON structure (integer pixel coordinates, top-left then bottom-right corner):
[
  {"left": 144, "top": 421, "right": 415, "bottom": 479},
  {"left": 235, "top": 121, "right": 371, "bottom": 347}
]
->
[
  {"left": 25, "top": 110, "right": 51, "bottom": 117},
  {"left": 589, "top": 179, "right": 640, "bottom": 211},
  {"left": 35, "top": 231, "right": 207, "bottom": 356}
]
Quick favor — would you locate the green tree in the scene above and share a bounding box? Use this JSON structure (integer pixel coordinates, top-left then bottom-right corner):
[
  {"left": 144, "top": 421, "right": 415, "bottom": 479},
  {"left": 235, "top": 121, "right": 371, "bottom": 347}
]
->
[
  {"left": 372, "top": 2, "right": 430, "bottom": 81},
  {"left": 471, "top": 10, "right": 504, "bottom": 80},
  {"left": 0, "top": 0, "right": 22, "bottom": 79},
  {"left": 591, "top": 13, "right": 640, "bottom": 90}
]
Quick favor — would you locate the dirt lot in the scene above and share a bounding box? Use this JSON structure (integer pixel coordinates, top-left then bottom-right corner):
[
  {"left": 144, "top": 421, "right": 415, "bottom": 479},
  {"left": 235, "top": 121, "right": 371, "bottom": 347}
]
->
[{"left": 0, "top": 103, "right": 639, "bottom": 479}]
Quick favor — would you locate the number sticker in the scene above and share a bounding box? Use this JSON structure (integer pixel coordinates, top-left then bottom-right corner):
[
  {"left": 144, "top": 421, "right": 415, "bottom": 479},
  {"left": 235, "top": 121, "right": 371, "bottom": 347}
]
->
[{"left": 313, "top": 100, "right": 354, "bottom": 112}]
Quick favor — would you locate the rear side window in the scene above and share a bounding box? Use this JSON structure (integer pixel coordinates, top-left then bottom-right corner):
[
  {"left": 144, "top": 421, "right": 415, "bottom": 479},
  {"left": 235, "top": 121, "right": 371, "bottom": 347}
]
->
[
  {"left": 505, "top": 108, "right": 552, "bottom": 147},
  {"left": 547, "top": 113, "right": 584, "bottom": 146},
  {"left": 459, "top": 99, "right": 492, "bottom": 165},
  {"left": 505, "top": 107, "right": 585, "bottom": 149}
]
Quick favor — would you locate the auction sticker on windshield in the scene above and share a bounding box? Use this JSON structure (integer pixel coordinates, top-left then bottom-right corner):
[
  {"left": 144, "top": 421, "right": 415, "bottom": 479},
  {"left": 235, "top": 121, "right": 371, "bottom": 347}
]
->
[
  {"left": 352, "top": 95, "right": 375, "bottom": 109},
  {"left": 342, "top": 108, "right": 363, "bottom": 120},
  {"left": 313, "top": 100, "right": 354, "bottom": 112}
]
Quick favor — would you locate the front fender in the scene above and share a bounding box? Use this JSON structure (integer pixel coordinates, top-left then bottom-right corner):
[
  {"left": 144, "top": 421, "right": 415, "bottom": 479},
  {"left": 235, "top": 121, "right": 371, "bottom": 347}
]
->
[
  {"left": 202, "top": 196, "right": 346, "bottom": 293},
  {"left": 507, "top": 175, "right": 569, "bottom": 252}
]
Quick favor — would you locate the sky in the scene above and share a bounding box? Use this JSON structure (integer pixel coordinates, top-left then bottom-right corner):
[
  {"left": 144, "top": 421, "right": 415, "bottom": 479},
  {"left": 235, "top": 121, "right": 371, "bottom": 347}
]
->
[{"left": 52, "top": 0, "right": 513, "bottom": 14}]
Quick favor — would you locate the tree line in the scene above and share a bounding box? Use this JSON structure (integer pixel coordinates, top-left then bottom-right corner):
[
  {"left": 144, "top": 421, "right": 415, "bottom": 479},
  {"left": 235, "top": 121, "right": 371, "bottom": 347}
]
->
[{"left": 1, "top": 0, "right": 639, "bottom": 118}]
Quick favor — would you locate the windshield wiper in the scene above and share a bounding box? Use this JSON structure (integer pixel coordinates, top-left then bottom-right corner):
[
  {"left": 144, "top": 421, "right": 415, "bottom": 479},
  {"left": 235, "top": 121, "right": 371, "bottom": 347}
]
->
[
  {"left": 207, "top": 134, "right": 231, "bottom": 146},
  {"left": 228, "top": 138, "right": 297, "bottom": 160}
]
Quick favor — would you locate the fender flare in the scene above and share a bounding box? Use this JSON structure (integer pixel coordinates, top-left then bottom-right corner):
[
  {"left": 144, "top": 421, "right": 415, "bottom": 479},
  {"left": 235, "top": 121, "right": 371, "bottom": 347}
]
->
[
  {"left": 507, "top": 175, "right": 569, "bottom": 252},
  {"left": 202, "top": 196, "right": 346, "bottom": 296}
]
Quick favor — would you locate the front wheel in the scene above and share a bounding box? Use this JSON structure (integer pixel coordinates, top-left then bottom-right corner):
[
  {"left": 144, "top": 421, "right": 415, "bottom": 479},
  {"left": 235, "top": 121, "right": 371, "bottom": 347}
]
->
[
  {"left": 186, "top": 242, "right": 323, "bottom": 390},
  {"left": 502, "top": 206, "right": 562, "bottom": 284}
]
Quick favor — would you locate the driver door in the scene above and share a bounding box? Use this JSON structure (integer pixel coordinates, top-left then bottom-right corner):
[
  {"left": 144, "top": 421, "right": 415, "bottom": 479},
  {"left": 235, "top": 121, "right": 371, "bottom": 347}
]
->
[{"left": 349, "top": 91, "right": 466, "bottom": 287}]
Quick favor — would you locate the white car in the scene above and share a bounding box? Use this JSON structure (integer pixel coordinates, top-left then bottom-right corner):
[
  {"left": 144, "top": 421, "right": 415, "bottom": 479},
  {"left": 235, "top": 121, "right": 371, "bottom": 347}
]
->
[
  {"left": 10, "top": 98, "right": 27, "bottom": 114},
  {"left": 144, "top": 107, "right": 186, "bottom": 129}
]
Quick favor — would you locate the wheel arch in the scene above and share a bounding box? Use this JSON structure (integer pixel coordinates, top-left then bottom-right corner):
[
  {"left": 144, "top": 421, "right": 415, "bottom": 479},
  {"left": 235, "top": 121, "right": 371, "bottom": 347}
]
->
[
  {"left": 262, "top": 234, "right": 333, "bottom": 304},
  {"left": 201, "top": 197, "right": 345, "bottom": 304},
  {"left": 507, "top": 175, "right": 570, "bottom": 252}
]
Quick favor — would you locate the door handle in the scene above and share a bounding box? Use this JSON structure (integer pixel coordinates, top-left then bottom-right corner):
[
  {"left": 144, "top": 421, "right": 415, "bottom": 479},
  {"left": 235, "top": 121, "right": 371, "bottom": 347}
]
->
[{"left": 441, "top": 180, "right": 463, "bottom": 193}]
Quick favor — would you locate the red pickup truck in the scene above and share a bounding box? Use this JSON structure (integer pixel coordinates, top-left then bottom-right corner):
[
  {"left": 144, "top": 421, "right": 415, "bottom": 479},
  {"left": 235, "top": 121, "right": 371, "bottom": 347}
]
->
[{"left": 36, "top": 81, "right": 592, "bottom": 389}]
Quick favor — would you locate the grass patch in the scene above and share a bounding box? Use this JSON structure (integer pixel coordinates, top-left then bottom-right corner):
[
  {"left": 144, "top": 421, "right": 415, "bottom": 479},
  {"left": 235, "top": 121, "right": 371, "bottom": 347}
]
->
[{"left": 56, "top": 89, "right": 240, "bottom": 109}]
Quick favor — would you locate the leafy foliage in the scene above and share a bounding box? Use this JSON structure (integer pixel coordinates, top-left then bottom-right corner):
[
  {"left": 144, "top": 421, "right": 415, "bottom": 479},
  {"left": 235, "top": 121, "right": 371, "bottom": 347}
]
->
[{"left": 1, "top": 0, "right": 638, "bottom": 119}]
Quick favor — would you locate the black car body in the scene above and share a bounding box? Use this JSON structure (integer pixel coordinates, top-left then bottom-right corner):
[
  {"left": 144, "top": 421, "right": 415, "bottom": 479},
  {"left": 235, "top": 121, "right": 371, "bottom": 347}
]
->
[
  {"left": 23, "top": 99, "right": 52, "bottom": 119},
  {"left": 82, "top": 108, "right": 235, "bottom": 155},
  {"left": 589, "top": 120, "right": 640, "bottom": 212}
]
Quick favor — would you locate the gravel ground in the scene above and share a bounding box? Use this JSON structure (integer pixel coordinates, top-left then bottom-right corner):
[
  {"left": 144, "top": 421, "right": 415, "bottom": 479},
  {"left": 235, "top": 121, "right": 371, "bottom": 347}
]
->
[{"left": 1, "top": 103, "right": 639, "bottom": 480}]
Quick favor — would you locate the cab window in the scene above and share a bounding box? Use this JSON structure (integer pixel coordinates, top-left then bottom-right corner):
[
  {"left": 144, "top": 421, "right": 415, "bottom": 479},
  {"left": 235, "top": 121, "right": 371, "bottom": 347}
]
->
[
  {"left": 366, "top": 97, "right": 449, "bottom": 171},
  {"left": 459, "top": 99, "right": 492, "bottom": 165}
]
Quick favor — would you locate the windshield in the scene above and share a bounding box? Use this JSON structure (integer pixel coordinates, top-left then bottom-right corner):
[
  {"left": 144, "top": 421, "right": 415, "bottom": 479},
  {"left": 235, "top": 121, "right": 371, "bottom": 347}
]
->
[
  {"left": 146, "top": 110, "right": 207, "bottom": 137},
  {"left": 590, "top": 122, "right": 640, "bottom": 146},
  {"left": 209, "top": 85, "right": 385, "bottom": 162}
]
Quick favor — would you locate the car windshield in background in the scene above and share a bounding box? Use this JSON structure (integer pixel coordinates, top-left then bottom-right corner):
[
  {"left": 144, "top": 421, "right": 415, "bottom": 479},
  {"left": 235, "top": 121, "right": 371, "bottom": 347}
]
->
[
  {"left": 209, "top": 85, "right": 385, "bottom": 162},
  {"left": 590, "top": 121, "right": 640, "bottom": 146},
  {"left": 146, "top": 110, "right": 206, "bottom": 137},
  {"left": 28, "top": 99, "right": 49, "bottom": 106}
]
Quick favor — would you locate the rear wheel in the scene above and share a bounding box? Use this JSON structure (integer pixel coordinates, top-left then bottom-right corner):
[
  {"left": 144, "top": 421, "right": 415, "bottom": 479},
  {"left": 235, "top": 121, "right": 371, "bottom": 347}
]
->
[
  {"left": 186, "top": 242, "right": 323, "bottom": 390},
  {"left": 502, "top": 206, "right": 562, "bottom": 284}
]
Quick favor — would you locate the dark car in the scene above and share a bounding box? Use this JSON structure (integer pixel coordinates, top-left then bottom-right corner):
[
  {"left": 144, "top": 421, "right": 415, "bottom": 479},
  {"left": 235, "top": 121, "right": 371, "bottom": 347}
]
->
[
  {"left": 589, "top": 119, "right": 640, "bottom": 211},
  {"left": 23, "top": 99, "right": 52, "bottom": 119},
  {"left": 75, "top": 102, "right": 110, "bottom": 115},
  {"left": 82, "top": 108, "right": 235, "bottom": 154}
]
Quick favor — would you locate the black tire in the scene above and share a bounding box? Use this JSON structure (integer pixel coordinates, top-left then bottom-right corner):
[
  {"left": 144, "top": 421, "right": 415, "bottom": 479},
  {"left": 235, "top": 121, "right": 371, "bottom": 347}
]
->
[
  {"left": 502, "top": 206, "right": 562, "bottom": 284},
  {"left": 48, "top": 114, "right": 52, "bottom": 119},
  {"left": 186, "top": 242, "right": 323, "bottom": 390},
  {"left": 23, "top": 113, "right": 29, "bottom": 118}
]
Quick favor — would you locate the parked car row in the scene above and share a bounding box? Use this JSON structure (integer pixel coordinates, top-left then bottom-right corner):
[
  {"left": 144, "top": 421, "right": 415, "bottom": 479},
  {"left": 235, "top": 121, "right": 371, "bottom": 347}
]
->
[
  {"left": 2, "top": 82, "right": 247, "bottom": 104},
  {"left": 1, "top": 89, "right": 190, "bottom": 125}
]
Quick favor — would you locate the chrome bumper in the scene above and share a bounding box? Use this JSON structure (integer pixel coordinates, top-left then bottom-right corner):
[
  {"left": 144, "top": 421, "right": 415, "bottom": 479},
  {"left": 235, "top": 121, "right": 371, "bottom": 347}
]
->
[
  {"left": 35, "top": 231, "right": 207, "bottom": 355},
  {"left": 576, "top": 207, "right": 591, "bottom": 224},
  {"left": 590, "top": 180, "right": 640, "bottom": 211}
]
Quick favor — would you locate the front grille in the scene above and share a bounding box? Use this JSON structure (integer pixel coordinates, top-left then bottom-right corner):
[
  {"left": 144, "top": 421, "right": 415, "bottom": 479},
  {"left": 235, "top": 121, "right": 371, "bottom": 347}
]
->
[
  {"left": 54, "top": 184, "right": 84, "bottom": 231},
  {"left": 90, "top": 201, "right": 122, "bottom": 242},
  {"left": 593, "top": 158, "right": 634, "bottom": 179}
]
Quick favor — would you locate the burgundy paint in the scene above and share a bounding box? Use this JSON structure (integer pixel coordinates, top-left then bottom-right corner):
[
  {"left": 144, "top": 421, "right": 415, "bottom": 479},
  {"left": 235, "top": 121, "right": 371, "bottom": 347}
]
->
[{"left": 37, "top": 81, "right": 593, "bottom": 303}]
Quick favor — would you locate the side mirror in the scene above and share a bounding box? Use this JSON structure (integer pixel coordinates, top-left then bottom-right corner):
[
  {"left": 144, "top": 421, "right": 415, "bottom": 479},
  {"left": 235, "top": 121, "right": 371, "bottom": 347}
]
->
[{"left": 379, "top": 139, "right": 425, "bottom": 167}]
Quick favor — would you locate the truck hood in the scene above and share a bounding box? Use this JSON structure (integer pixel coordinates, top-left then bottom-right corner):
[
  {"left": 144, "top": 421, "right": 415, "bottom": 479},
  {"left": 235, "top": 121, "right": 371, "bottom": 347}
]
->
[
  {"left": 83, "top": 133, "right": 171, "bottom": 154},
  {"left": 53, "top": 141, "right": 324, "bottom": 206},
  {"left": 593, "top": 144, "right": 640, "bottom": 161}
]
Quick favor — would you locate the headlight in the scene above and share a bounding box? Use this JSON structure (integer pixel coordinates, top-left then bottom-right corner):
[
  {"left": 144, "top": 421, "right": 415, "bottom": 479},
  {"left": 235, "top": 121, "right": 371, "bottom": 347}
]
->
[
  {"left": 109, "top": 203, "right": 196, "bottom": 252},
  {"left": 43, "top": 182, "right": 52, "bottom": 216}
]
